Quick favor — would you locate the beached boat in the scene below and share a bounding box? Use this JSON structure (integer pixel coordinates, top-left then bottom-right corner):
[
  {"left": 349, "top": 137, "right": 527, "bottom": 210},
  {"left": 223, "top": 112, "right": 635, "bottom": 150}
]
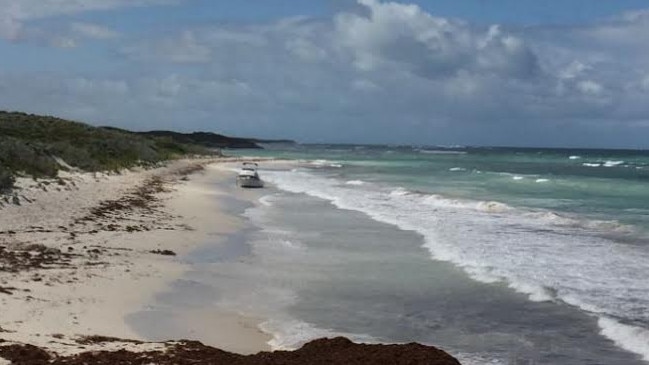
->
[{"left": 237, "top": 162, "right": 264, "bottom": 188}]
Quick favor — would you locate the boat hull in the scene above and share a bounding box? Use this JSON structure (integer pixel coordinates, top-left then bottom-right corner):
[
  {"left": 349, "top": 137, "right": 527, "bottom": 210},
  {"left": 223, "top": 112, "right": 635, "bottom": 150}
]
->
[{"left": 237, "top": 176, "right": 264, "bottom": 188}]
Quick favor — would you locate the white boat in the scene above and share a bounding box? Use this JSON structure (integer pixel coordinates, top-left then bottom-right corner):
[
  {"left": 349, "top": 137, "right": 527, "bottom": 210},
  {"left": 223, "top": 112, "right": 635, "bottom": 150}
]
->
[{"left": 237, "top": 162, "right": 264, "bottom": 188}]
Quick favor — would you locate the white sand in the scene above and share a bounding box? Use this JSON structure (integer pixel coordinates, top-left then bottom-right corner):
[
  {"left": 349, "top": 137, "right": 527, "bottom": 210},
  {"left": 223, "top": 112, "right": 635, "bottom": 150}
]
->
[{"left": 0, "top": 158, "right": 272, "bottom": 356}]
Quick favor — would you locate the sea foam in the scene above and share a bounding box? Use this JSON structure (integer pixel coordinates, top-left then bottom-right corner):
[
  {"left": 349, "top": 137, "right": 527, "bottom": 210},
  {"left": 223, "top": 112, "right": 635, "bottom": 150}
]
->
[
  {"left": 598, "top": 317, "right": 649, "bottom": 361},
  {"left": 604, "top": 160, "right": 625, "bottom": 167},
  {"left": 345, "top": 180, "right": 365, "bottom": 186},
  {"left": 262, "top": 169, "right": 649, "bottom": 360},
  {"left": 261, "top": 318, "right": 377, "bottom": 351}
]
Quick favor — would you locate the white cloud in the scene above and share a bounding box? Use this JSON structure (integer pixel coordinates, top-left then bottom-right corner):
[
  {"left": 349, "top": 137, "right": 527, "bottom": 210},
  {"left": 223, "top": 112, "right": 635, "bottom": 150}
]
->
[
  {"left": 333, "top": 1, "right": 539, "bottom": 79},
  {"left": 1, "top": 0, "right": 649, "bottom": 147}
]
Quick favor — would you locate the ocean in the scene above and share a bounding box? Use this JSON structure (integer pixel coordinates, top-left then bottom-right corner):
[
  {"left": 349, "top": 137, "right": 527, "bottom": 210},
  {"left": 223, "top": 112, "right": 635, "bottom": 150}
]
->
[{"left": 222, "top": 145, "right": 649, "bottom": 364}]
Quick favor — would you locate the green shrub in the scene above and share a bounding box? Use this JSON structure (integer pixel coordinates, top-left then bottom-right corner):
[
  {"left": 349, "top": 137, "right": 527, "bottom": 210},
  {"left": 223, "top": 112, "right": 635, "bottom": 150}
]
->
[
  {"left": 0, "top": 138, "right": 58, "bottom": 178},
  {"left": 0, "top": 164, "right": 14, "bottom": 193},
  {"left": 0, "top": 111, "right": 213, "bottom": 189}
]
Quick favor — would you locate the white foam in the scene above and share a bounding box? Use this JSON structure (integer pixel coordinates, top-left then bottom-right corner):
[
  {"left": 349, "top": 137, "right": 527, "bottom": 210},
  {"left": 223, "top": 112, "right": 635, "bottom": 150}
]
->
[
  {"left": 262, "top": 169, "right": 649, "bottom": 361},
  {"left": 261, "top": 318, "right": 377, "bottom": 351},
  {"left": 512, "top": 176, "right": 524, "bottom": 180},
  {"left": 583, "top": 163, "right": 601, "bottom": 167},
  {"left": 345, "top": 180, "right": 365, "bottom": 186},
  {"left": 389, "top": 187, "right": 410, "bottom": 197},
  {"left": 259, "top": 194, "right": 279, "bottom": 207},
  {"left": 598, "top": 317, "right": 649, "bottom": 361},
  {"left": 526, "top": 211, "right": 634, "bottom": 234},
  {"left": 475, "top": 201, "right": 511, "bottom": 213},
  {"left": 449, "top": 167, "right": 466, "bottom": 172},
  {"left": 604, "top": 160, "right": 625, "bottom": 167},
  {"left": 309, "top": 159, "right": 343, "bottom": 168},
  {"left": 455, "top": 353, "right": 507, "bottom": 365},
  {"left": 507, "top": 281, "right": 556, "bottom": 302},
  {"left": 526, "top": 211, "right": 574, "bottom": 226},
  {"left": 569, "top": 155, "right": 581, "bottom": 160},
  {"left": 418, "top": 149, "right": 467, "bottom": 155},
  {"left": 535, "top": 178, "right": 549, "bottom": 183}
]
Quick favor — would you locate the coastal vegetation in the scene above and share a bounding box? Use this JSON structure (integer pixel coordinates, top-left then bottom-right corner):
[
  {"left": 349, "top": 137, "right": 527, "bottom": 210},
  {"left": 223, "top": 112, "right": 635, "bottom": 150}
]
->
[{"left": 0, "top": 111, "right": 218, "bottom": 192}]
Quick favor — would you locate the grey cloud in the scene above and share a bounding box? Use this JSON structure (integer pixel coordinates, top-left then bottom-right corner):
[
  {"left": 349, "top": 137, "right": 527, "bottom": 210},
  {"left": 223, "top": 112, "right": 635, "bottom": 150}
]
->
[
  {"left": 1, "top": 0, "right": 648, "bottom": 148},
  {"left": 334, "top": 1, "right": 540, "bottom": 80}
]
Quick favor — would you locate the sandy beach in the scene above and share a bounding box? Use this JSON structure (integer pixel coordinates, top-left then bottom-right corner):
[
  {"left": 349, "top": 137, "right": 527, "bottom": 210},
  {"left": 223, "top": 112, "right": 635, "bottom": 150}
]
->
[
  {"left": 0, "top": 156, "right": 466, "bottom": 365},
  {"left": 0, "top": 158, "right": 271, "bottom": 355}
]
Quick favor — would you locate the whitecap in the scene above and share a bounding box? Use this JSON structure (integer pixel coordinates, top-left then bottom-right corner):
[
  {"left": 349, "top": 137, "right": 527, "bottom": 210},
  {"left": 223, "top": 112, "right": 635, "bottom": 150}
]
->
[
  {"left": 507, "top": 281, "right": 556, "bottom": 302},
  {"left": 261, "top": 319, "right": 377, "bottom": 351},
  {"left": 449, "top": 167, "right": 466, "bottom": 172},
  {"left": 389, "top": 187, "right": 410, "bottom": 197},
  {"left": 418, "top": 149, "right": 467, "bottom": 155},
  {"left": 262, "top": 169, "right": 649, "bottom": 361},
  {"left": 535, "top": 178, "right": 549, "bottom": 183},
  {"left": 604, "top": 160, "right": 625, "bottom": 167},
  {"left": 598, "top": 317, "right": 649, "bottom": 362},
  {"left": 475, "top": 201, "right": 511, "bottom": 213},
  {"left": 583, "top": 163, "right": 601, "bottom": 167},
  {"left": 310, "top": 159, "right": 327, "bottom": 165},
  {"left": 345, "top": 180, "right": 365, "bottom": 186},
  {"left": 512, "top": 176, "right": 524, "bottom": 180},
  {"left": 569, "top": 155, "right": 581, "bottom": 160}
]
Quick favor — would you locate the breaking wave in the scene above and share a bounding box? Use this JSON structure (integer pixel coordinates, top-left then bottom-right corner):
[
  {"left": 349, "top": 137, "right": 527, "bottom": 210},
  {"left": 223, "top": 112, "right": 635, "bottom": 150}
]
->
[{"left": 262, "top": 169, "right": 649, "bottom": 360}]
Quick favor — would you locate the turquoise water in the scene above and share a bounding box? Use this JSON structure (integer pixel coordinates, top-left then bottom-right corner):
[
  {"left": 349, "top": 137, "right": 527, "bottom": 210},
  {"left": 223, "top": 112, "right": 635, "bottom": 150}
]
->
[
  {"left": 237, "top": 145, "right": 649, "bottom": 232},
  {"left": 227, "top": 145, "right": 649, "bottom": 363}
]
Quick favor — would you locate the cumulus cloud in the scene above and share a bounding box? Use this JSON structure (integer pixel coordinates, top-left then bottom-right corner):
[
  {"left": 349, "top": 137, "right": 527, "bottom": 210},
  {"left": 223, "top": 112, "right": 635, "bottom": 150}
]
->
[
  {"left": 1, "top": 0, "right": 648, "bottom": 148},
  {"left": 333, "top": 1, "right": 539, "bottom": 80}
]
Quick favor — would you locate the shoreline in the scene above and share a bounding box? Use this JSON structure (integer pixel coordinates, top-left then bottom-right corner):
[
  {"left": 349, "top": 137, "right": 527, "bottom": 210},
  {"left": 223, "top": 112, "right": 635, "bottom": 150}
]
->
[
  {"left": 0, "top": 157, "right": 271, "bottom": 355},
  {"left": 126, "top": 162, "right": 273, "bottom": 355},
  {"left": 0, "top": 156, "right": 463, "bottom": 365}
]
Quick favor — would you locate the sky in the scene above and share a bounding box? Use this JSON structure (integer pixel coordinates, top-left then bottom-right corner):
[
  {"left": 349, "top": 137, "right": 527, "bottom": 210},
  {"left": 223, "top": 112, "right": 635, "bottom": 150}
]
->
[{"left": 1, "top": 1, "right": 649, "bottom": 148}]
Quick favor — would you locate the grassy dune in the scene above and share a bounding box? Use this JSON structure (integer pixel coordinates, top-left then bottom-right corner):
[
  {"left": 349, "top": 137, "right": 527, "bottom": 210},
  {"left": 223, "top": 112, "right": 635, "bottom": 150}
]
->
[{"left": 0, "top": 111, "right": 213, "bottom": 192}]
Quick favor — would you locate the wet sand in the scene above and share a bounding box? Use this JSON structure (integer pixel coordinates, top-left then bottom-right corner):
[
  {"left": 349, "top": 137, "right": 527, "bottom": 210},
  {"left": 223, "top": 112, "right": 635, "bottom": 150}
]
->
[{"left": 0, "top": 158, "right": 271, "bottom": 355}]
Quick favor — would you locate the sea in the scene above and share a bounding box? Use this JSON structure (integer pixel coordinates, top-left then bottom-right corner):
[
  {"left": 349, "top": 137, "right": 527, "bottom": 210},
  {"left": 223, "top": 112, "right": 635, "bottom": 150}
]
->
[{"left": 147, "top": 145, "right": 649, "bottom": 364}]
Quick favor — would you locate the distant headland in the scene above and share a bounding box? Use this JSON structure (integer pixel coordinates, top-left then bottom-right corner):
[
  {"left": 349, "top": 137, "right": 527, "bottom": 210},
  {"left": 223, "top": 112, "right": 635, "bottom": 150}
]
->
[{"left": 0, "top": 110, "right": 294, "bottom": 193}]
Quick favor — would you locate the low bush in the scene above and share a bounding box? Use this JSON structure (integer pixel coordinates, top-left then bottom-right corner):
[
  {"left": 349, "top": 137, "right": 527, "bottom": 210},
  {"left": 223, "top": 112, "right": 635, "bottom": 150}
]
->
[
  {"left": 0, "top": 165, "right": 14, "bottom": 193},
  {"left": 0, "top": 111, "right": 213, "bottom": 191}
]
